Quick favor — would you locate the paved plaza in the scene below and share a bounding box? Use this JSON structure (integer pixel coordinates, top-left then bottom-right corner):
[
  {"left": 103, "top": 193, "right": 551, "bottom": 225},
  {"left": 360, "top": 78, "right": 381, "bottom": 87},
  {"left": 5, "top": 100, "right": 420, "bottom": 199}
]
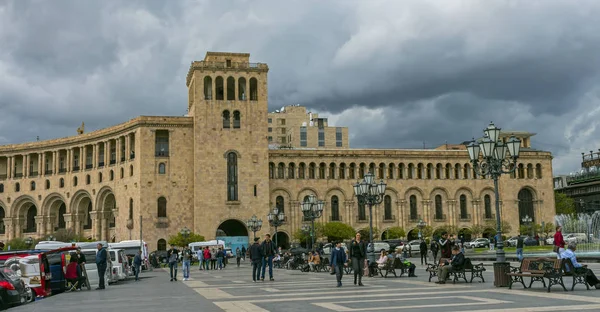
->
[{"left": 13, "top": 260, "right": 600, "bottom": 312}]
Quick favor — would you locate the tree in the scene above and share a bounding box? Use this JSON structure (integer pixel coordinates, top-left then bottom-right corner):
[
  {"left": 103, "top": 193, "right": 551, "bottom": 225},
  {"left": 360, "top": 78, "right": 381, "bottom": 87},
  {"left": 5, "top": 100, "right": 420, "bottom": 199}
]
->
[
  {"left": 168, "top": 232, "right": 205, "bottom": 247},
  {"left": 470, "top": 224, "right": 485, "bottom": 239},
  {"left": 383, "top": 227, "right": 406, "bottom": 239},
  {"left": 421, "top": 225, "right": 433, "bottom": 239},
  {"left": 293, "top": 224, "right": 323, "bottom": 247},
  {"left": 555, "top": 192, "right": 576, "bottom": 215},
  {"left": 484, "top": 220, "right": 512, "bottom": 235},
  {"left": 358, "top": 227, "right": 378, "bottom": 240},
  {"left": 542, "top": 222, "right": 554, "bottom": 238},
  {"left": 321, "top": 222, "right": 355, "bottom": 242}
]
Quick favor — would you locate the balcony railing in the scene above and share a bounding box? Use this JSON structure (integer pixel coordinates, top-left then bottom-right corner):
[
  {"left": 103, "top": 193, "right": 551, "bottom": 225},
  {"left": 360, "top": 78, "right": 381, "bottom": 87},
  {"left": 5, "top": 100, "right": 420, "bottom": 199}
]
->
[
  {"left": 45, "top": 170, "right": 52, "bottom": 175},
  {"left": 86, "top": 164, "right": 93, "bottom": 170},
  {"left": 156, "top": 218, "right": 170, "bottom": 228},
  {"left": 30, "top": 171, "right": 38, "bottom": 177},
  {"left": 98, "top": 162, "right": 105, "bottom": 168},
  {"left": 434, "top": 214, "right": 447, "bottom": 222},
  {"left": 14, "top": 173, "right": 23, "bottom": 178},
  {"left": 59, "top": 168, "right": 66, "bottom": 174},
  {"left": 567, "top": 170, "right": 600, "bottom": 185},
  {"left": 155, "top": 151, "right": 169, "bottom": 157},
  {"left": 109, "top": 159, "right": 116, "bottom": 165},
  {"left": 120, "top": 156, "right": 125, "bottom": 162},
  {"left": 73, "top": 166, "right": 80, "bottom": 172},
  {"left": 459, "top": 214, "right": 472, "bottom": 221},
  {"left": 484, "top": 213, "right": 495, "bottom": 220},
  {"left": 356, "top": 216, "right": 368, "bottom": 223},
  {"left": 383, "top": 214, "right": 396, "bottom": 222},
  {"left": 329, "top": 216, "right": 342, "bottom": 222},
  {"left": 130, "top": 152, "right": 135, "bottom": 160}
]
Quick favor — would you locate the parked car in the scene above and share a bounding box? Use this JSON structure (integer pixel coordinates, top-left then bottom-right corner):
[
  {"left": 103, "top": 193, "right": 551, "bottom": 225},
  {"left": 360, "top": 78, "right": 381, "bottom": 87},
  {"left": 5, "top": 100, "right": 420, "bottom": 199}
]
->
[
  {"left": 383, "top": 239, "right": 405, "bottom": 252},
  {"left": 0, "top": 266, "right": 29, "bottom": 309},
  {"left": 466, "top": 238, "right": 490, "bottom": 248},
  {"left": 79, "top": 249, "right": 118, "bottom": 288},
  {"left": 397, "top": 240, "right": 421, "bottom": 253},
  {"left": 564, "top": 233, "right": 588, "bottom": 244}
]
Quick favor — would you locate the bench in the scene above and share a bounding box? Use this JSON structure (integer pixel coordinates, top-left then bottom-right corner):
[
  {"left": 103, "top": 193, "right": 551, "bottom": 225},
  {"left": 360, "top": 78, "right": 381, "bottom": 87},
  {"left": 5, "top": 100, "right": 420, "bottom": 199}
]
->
[
  {"left": 426, "top": 258, "right": 449, "bottom": 282},
  {"left": 562, "top": 258, "right": 591, "bottom": 291},
  {"left": 376, "top": 258, "right": 398, "bottom": 278},
  {"left": 448, "top": 258, "right": 486, "bottom": 283},
  {"left": 507, "top": 258, "right": 567, "bottom": 292}
]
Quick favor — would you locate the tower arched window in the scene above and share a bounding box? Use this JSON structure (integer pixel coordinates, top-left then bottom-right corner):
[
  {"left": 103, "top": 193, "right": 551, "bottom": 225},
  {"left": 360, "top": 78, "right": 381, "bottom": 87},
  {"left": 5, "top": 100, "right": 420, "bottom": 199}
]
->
[
  {"left": 215, "top": 76, "right": 224, "bottom": 100},
  {"left": 157, "top": 239, "right": 167, "bottom": 251},
  {"left": 275, "top": 196, "right": 285, "bottom": 214},
  {"left": 331, "top": 195, "right": 340, "bottom": 221},
  {"left": 110, "top": 170, "right": 114, "bottom": 181},
  {"left": 223, "top": 110, "right": 231, "bottom": 129},
  {"left": 227, "top": 152, "right": 238, "bottom": 201},
  {"left": 233, "top": 111, "right": 241, "bottom": 129},
  {"left": 129, "top": 198, "right": 134, "bottom": 220},
  {"left": 73, "top": 177, "right": 78, "bottom": 187},
  {"left": 45, "top": 179, "right": 50, "bottom": 189},
  {"left": 203, "top": 76, "right": 212, "bottom": 100},
  {"left": 460, "top": 195, "right": 468, "bottom": 219},
  {"left": 249, "top": 77, "right": 258, "bottom": 101},
  {"left": 226, "top": 76, "right": 235, "bottom": 100},
  {"left": 130, "top": 165, "right": 134, "bottom": 176},
  {"left": 409, "top": 195, "right": 417, "bottom": 220},
  {"left": 157, "top": 197, "right": 167, "bottom": 218},
  {"left": 30, "top": 181, "right": 36, "bottom": 191},
  {"left": 59, "top": 178, "right": 64, "bottom": 188},
  {"left": 384, "top": 195, "right": 392, "bottom": 220},
  {"left": 238, "top": 77, "right": 247, "bottom": 100},
  {"left": 158, "top": 163, "right": 166, "bottom": 174},
  {"left": 98, "top": 172, "right": 103, "bottom": 183},
  {"left": 277, "top": 163, "right": 285, "bottom": 179},
  {"left": 120, "top": 167, "right": 124, "bottom": 179}
]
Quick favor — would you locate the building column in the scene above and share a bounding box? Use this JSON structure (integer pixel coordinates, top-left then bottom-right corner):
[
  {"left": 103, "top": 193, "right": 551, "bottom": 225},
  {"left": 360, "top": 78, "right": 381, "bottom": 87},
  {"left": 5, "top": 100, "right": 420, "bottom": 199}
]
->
[
  {"left": 23, "top": 154, "right": 28, "bottom": 178},
  {"left": 472, "top": 199, "right": 480, "bottom": 226},
  {"left": 4, "top": 218, "right": 14, "bottom": 240},
  {"left": 100, "top": 217, "right": 108, "bottom": 241},
  {"left": 67, "top": 149, "right": 72, "bottom": 172},
  {"left": 397, "top": 200, "right": 405, "bottom": 229},
  {"left": 448, "top": 200, "right": 457, "bottom": 227},
  {"left": 35, "top": 216, "right": 45, "bottom": 237},
  {"left": 105, "top": 141, "right": 110, "bottom": 165},
  {"left": 7, "top": 156, "right": 12, "bottom": 178},
  {"left": 45, "top": 215, "right": 54, "bottom": 236},
  {"left": 422, "top": 200, "right": 431, "bottom": 224},
  {"left": 125, "top": 135, "right": 130, "bottom": 161},
  {"left": 40, "top": 153, "right": 45, "bottom": 176},
  {"left": 92, "top": 144, "right": 96, "bottom": 168}
]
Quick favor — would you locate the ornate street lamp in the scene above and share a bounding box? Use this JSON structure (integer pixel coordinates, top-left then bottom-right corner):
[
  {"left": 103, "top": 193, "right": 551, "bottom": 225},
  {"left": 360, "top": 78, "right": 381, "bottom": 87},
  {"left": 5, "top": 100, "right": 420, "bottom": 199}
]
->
[
  {"left": 268, "top": 207, "right": 285, "bottom": 249},
  {"left": 353, "top": 172, "right": 387, "bottom": 264},
  {"left": 47, "top": 235, "right": 56, "bottom": 241},
  {"left": 246, "top": 215, "right": 263, "bottom": 240},
  {"left": 180, "top": 227, "right": 191, "bottom": 245},
  {"left": 417, "top": 219, "right": 427, "bottom": 239},
  {"left": 301, "top": 195, "right": 324, "bottom": 251},
  {"left": 521, "top": 215, "right": 533, "bottom": 238},
  {"left": 467, "top": 122, "right": 521, "bottom": 286},
  {"left": 25, "top": 237, "right": 33, "bottom": 248}
]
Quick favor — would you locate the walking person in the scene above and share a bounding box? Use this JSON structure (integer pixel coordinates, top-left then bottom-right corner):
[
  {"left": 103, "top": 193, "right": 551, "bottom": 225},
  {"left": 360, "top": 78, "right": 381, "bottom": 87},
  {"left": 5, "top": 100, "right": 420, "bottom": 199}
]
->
[
  {"left": 241, "top": 245, "right": 246, "bottom": 261},
  {"left": 430, "top": 240, "right": 439, "bottom": 264},
  {"left": 554, "top": 225, "right": 565, "bottom": 259},
  {"left": 182, "top": 246, "right": 192, "bottom": 280},
  {"left": 261, "top": 234, "right": 276, "bottom": 281},
  {"left": 236, "top": 247, "right": 242, "bottom": 267},
  {"left": 167, "top": 244, "right": 179, "bottom": 281},
  {"left": 217, "top": 247, "right": 225, "bottom": 270},
  {"left": 516, "top": 235, "right": 524, "bottom": 261},
  {"left": 133, "top": 250, "right": 142, "bottom": 281},
  {"left": 249, "top": 238, "right": 263, "bottom": 282},
  {"left": 95, "top": 243, "right": 107, "bottom": 290},
  {"left": 350, "top": 232, "right": 366, "bottom": 286},
  {"left": 203, "top": 247, "right": 211, "bottom": 270},
  {"left": 197, "top": 247, "right": 204, "bottom": 270},
  {"left": 330, "top": 241, "right": 347, "bottom": 287},
  {"left": 419, "top": 239, "right": 428, "bottom": 265}
]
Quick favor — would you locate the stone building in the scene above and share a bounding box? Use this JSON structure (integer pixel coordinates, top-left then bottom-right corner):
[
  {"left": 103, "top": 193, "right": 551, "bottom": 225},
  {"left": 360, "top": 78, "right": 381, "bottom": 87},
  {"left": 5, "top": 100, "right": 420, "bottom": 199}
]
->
[
  {"left": 554, "top": 150, "right": 600, "bottom": 213},
  {"left": 0, "top": 52, "right": 555, "bottom": 251}
]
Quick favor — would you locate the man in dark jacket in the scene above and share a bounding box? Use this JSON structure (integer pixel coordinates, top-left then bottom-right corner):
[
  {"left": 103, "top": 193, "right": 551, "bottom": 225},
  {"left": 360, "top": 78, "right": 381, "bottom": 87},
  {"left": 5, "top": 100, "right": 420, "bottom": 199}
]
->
[
  {"left": 419, "top": 239, "right": 428, "bottom": 265},
  {"left": 430, "top": 240, "right": 439, "bottom": 263},
  {"left": 349, "top": 232, "right": 366, "bottom": 286},
  {"left": 435, "top": 245, "right": 465, "bottom": 284},
  {"left": 439, "top": 232, "right": 451, "bottom": 258},
  {"left": 249, "top": 238, "right": 263, "bottom": 282},
  {"left": 330, "top": 241, "right": 347, "bottom": 287},
  {"left": 261, "top": 234, "right": 276, "bottom": 281},
  {"left": 95, "top": 243, "right": 107, "bottom": 290},
  {"left": 167, "top": 244, "right": 179, "bottom": 281},
  {"left": 133, "top": 250, "right": 143, "bottom": 281}
]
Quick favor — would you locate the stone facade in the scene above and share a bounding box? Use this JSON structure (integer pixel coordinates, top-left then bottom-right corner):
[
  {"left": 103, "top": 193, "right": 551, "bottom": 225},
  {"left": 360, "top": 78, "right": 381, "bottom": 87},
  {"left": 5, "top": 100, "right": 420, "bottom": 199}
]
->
[{"left": 0, "top": 52, "right": 555, "bottom": 251}]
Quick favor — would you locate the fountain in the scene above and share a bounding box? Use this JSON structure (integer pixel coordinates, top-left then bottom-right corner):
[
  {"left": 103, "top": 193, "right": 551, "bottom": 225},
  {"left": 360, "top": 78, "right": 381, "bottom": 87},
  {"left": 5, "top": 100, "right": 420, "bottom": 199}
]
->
[{"left": 554, "top": 212, "right": 600, "bottom": 256}]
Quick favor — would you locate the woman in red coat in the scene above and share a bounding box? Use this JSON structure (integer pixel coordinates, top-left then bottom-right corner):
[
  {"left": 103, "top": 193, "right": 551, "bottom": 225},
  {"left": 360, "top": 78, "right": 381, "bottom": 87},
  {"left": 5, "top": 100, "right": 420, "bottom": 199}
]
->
[{"left": 554, "top": 225, "right": 565, "bottom": 258}]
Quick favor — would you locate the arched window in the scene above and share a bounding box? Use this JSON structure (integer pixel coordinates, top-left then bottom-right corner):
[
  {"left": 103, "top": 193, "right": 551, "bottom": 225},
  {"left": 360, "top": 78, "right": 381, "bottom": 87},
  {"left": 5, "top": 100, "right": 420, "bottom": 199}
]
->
[
  {"left": 45, "top": 180, "right": 50, "bottom": 190},
  {"left": 518, "top": 164, "right": 525, "bottom": 179},
  {"left": 409, "top": 195, "right": 417, "bottom": 220},
  {"left": 130, "top": 165, "right": 134, "bottom": 176},
  {"left": 275, "top": 196, "right": 285, "bottom": 214},
  {"left": 158, "top": 163, "right": 166, "bottom": 174},
  {"left": 238, "top": 77, "right": 247, "bottom": 100},
  {"left": 59, "top": 178, "right": 64, "bottom": 188},
  {"left": 25, "top": 205, "right": 37, "bottom": 233},
  {"left": 0, "top": 184, "right": 3, "bottom": 193},
  {"left": 86, "top": 174, "right": 91, "bottom": 185},
  {"left": 436, "top": 164, "right": 443, "bottom": 179},
  {"left": 484, "top": 195, "right": 492, "bottom": 219},
  {"left": 84, "top": 202, "right": 92, "bottom": 230},
  {"left": 226, "top": 76, "right": 235, "bottom": 100},
  {"left": 329, "top": 163, "right": 336, "bottom": 179},
  {"left": 435, "top": 195, "right": 443, "bottom": 220},
  {"left": 463, "top": 164, "right": 471, "bottom": 179},
  {"left": 426, "top": 163, "right": 433, "bottom": 179},
  {"left": 339, "top": 163, "right": 346, "bottom": 179},
  {"left": 407, "top": 164, "right": 414, "bottom": 179},
  {"left": 308, "top": 163, "right": 316, "bottom": 179},
  {"left": 358, "top": 201, "right": 366, "bottom": 221},
  {"left": 15, "top": 183, "right": 20, "bottom": 192},
  {"left": 215, "top": 76, "right": 224, "bottom": 100},
  {"left": 129, "top": 198, "right": 134, "bottom": 220},
  {"left": 445, "top": 164, "right": 451, "bottom": 179},
  {"left": 30, "top": 181, "right": 35, "bottom": 191},
  {"left": 233, "top": 111, "right": 241, "bottom": 129},
  {"left": 319, "top": 163, "right": 326, "bottom": 179},
  {"left": 269, "top": 162, "right": 275, "bottom": 179},
  {"left": 369, "top": 163, "right": 376, "bottom": 174},
  {"left": 288, "top": 163, "right": 295, "bottom": 179},
  {"left": 203, "top": 76, "right": 213, "bottom": 100},
  {"left": 349, "top": 163, "right": 356, "bottom": 179},
  {"left": 157, "top": 239, "right": 167, "bottom": 251},
  {"left": 378, "top": 163, "right": 385, "bottom": 179},
  {"left": 58, "top": 203, "right": 66, "bottom": 229},
  {"left": 454, "top": 164, "right": 461, "bottom": 179},
  {"left": 98, "top": 172, "right": 103, "bottom": 183},
  {"left": 298, "top": 163, "right": 306, "bottom": 179},
  {"left": 384, "top": 195, "right": 392, "bottom": 220},
  {"left": 331, "top": 195, "right": 340, "bottom": 221},
  {"left": 277, "top": 163, "right": 285, "bottom": 179},
  {"left": 388, "top": 163, "right": 395, "bottom": 179},
  {"left": 526, "top": 164, "right": 533, "bottom": 179},
  {"left": 227, "top": 152, "right": 238, "bottom": 201},
  {"left": 359, "top": 163, "right": 365, "bottom": 178},
  {"left": 518, "top": 189, "right": 534, "bottom": 224},
  {"left": 535, "top": 164, "right": 542, "bottom": 179},
  {"left": 398, "top": 163, "right": 405, "bottom": 179},
  {"left": 120, "top": 167, "right": 124, "bottom": 179},
  {"left": 73, "top": 177, "right": 78, "bottom": 186},
  {"left": 157, "top": 197, "right": 167, "bottom": 218},
  {"left": 110, "top": 170, "right": 114, "bottom": 181},
  {"left": 417, "top": 164, "right": 424, "bottom": 179},
  {"left": 222, "top": 110, "right": 231, "bottom": 129},
  {"left": 460, "top": 195, "right": 468, "bottom": 219},
  {"left": 249, "top": 77, "right": 258, "bottom": 101}
]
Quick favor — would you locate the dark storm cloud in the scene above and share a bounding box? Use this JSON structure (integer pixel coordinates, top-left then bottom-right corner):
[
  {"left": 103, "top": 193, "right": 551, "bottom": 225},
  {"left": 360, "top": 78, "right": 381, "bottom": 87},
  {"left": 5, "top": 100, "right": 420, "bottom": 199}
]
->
[{"left": 0, "top": 0, "right": 599, "bottom": 174}]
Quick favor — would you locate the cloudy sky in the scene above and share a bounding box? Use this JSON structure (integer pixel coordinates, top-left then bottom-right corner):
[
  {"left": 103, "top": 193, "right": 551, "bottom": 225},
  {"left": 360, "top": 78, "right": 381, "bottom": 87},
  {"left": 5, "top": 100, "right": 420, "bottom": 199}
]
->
[{"left": 1, "top": 0, "right": 599, "bottom": 175}]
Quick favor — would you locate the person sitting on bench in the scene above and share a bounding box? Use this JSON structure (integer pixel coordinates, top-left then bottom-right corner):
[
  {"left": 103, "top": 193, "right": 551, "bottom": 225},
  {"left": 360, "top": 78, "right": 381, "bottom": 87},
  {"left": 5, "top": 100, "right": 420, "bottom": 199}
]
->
[
  {"left": 561, "top": 242, "right": 600, "bottom": 289},
  {"left": 435, "top": 245, "right": 464, "bottom": 284}
]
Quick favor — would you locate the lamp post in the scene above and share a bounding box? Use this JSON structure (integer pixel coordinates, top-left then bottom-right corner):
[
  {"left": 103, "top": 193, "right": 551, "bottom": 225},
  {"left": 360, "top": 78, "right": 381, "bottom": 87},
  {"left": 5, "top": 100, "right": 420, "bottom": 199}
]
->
[
  {"left": 467, "top": 122, "right": 521, "bottom": 286},
  {"left": 180, "top": 227, "right": 191, "bottom": 246},
  {"left": 268, "top": 207, "right": 285, "bottom": 249},
  {"left": 47, "top": 235, "right": 56, "bottom": 241},
  {"left": 301, "top": 224, "right": 311, "bottom": 248},
  {"left": 353, "top": 172, "right": 387, "bottom": 265},
  {"left": 246, "top": 215, "right": 263, "bottom": 240},
  {"left": 417, "top": 219, "right": 427, "bottom": 239},
  {"left": 521, "top": 215, "right": 533, "bottom": 238},
  {"left": 25, "top": 237, "right": 33, "bottom": 249},
  {"left": 301, "top": 195, "right": 324, "bottom": 251}
]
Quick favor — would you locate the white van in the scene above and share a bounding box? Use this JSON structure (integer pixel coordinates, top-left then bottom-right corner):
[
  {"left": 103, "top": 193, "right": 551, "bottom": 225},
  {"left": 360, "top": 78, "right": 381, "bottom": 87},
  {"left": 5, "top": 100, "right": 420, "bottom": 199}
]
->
[
  {"left": 34, "top": 241, "right": 71, "bottom": 250},
  {"left": 79, "top": 248, "right": 118, "bottom": 288},
  {"left": 108, "top": 249, "right": 131, "bottom": 281},
  {"left": 109, "top": 240, "right": 148, "bottom": 270}
]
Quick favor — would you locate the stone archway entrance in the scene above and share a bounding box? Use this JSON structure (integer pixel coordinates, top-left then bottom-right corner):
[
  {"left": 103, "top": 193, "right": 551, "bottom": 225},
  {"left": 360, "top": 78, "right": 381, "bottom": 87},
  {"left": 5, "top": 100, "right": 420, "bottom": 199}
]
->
[
  {"left": 71, "top": 191, "right": 93, "bottom": 237},
  {"left": 43, "top": 193, "right": 67, "bottom": 235},
  {"left": 482, "top": 227, "right": 496, "bottom": 239},
  {"left": 274, "top": 231, "right": 290, "bottom": 249},
  {"left": 458, "top": 228, "right": 473, "bottom": 241},
  {"left": 406, "top": 229, "right": 419, "bottom": 241},
  {"left": 216, "top": 219, "right": 249, "bottom": 253}
]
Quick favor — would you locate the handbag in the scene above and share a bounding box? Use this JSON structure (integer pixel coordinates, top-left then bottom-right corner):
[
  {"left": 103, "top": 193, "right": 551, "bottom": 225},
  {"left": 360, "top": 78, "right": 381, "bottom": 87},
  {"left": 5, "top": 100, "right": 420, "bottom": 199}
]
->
[{"left": 553, "top": 245, "right": 559, "bottom": 253}]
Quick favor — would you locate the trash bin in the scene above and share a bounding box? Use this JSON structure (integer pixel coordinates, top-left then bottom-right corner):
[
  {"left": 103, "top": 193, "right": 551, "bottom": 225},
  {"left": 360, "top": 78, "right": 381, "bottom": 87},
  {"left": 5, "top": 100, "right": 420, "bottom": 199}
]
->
[{"left": 493, "top": 262, "right": 510, "bottom": 287}]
